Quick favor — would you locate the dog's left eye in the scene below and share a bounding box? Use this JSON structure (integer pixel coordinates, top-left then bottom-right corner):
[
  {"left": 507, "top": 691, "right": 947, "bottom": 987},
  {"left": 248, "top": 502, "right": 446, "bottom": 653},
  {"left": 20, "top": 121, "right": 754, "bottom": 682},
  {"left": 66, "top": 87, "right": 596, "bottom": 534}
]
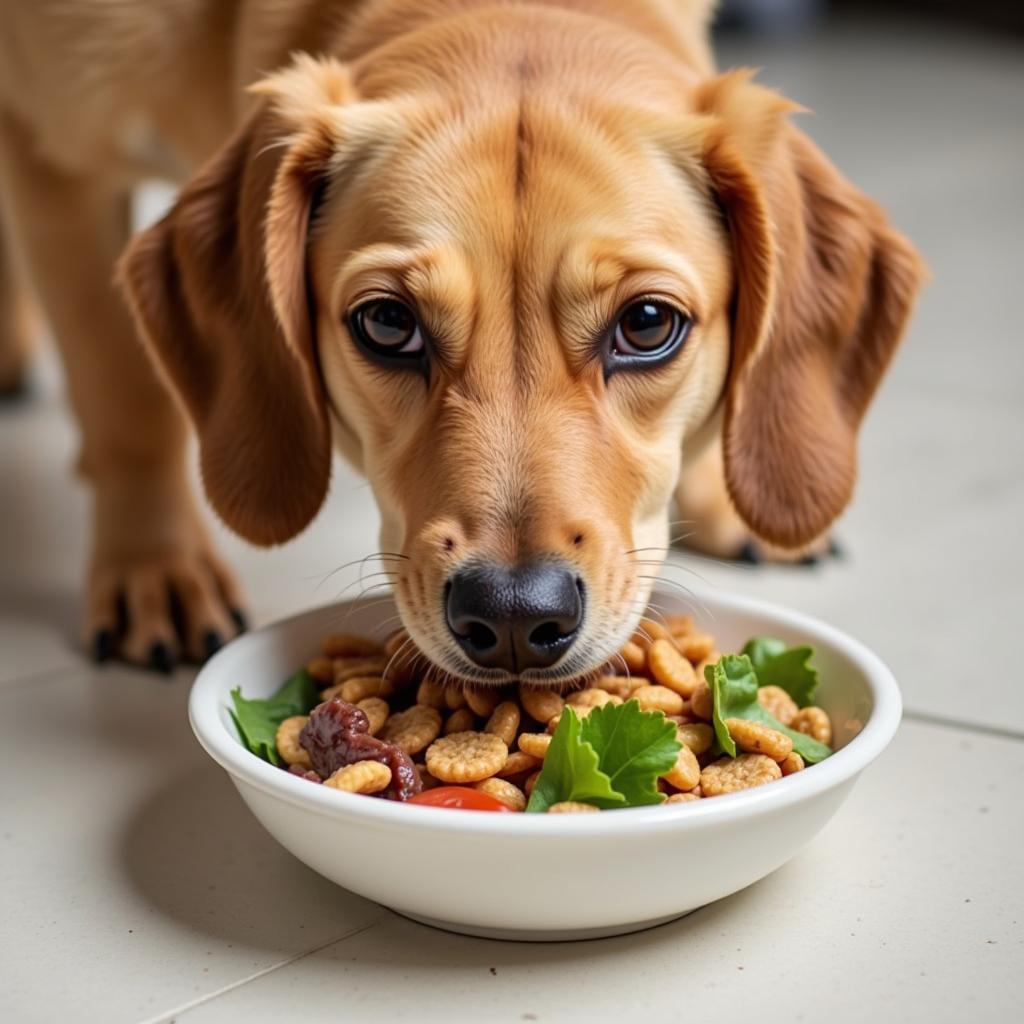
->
[
  {"left": 612, "top": 300, "right": 691, "bottom": 360},
  {"left": 348, "top": 299, "right": 425, "bottom": 361}
]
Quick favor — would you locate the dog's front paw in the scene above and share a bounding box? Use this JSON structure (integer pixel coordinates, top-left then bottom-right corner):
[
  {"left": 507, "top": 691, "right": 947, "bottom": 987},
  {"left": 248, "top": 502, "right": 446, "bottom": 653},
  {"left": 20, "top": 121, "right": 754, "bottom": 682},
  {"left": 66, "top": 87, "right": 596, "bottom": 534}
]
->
[
  {"left": 86, "top": 542, "right": 247, "bottom": 673},
  {"left": 674, "top": 513, "right": 840, "bottom": 566},
  {"left": 87, "top": 549, "right": 247, "bottom": 672},
  {"left": 726, "top": 533, "right": 843, "bottom": 566}
]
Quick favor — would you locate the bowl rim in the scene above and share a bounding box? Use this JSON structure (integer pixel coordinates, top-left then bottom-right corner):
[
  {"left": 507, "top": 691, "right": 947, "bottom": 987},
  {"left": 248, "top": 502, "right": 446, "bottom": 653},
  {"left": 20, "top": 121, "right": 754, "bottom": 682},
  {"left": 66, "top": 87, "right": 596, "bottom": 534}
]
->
[{"left": 189, "top": 586, "right": 901, "bottom": 837}]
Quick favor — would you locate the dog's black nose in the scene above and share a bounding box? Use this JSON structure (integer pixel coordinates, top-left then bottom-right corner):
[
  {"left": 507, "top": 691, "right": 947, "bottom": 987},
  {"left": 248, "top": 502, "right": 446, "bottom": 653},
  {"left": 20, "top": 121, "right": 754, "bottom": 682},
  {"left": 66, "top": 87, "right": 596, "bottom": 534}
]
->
[{"left": 445, "top": 561, "right": 583, "bottom": 672}]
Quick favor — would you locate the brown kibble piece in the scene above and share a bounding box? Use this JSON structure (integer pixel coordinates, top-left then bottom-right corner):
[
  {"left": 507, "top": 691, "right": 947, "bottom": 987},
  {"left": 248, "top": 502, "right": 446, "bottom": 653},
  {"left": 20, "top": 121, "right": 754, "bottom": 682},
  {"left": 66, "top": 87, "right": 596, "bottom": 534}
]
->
[
  {"left": 619, "top": 640, "right": 647, "bottom": 674},
  {"left": 465, "top": 686, "right": 502, "bottom": 717},
  {"left": 444, "top": 686, "right": 467, "bottom": 710},
  {"left": 700, "top": 754, "right": 782, "bottom": 796},
  {"left": 383, "top": 629, "right": 409, "bottom": 659},
  {"left": 475, "top": 778, "right": 527, "bottom": 812},
  {"left": 648, "top": 639, "right": 698, "bottom": 697},
  {"left": 324, "top": 760, "right": 392, "bottom": 794},
  {"left": 497, "top": 751, "right": 540, "bottom": 777},
  {"left": 524, "top": 770, "right": 541, "bottom": 796},
  {"left": 517, "top": 733, "right": 552, "bottom": 759},
  {"left": 548, "top": 801, "right": 599, "bottom": 814},
  {"left": 332, "top": 656, "right": 388, "bottom": 685},
  {"left": 676, "top": 722, "right": 714, "bottom": 755},
  {"left": 444, "top": 708, "right": 476, "bottom": 735},
  {"left": 690, "top": 679, "right": 713, "bottom": 721},
  {"left": 675, "top": 633, "right": 716, "bottom": 663},
  {"left": 518, "top": 685, "right": 563, "bottom": 723},
  {"left": 661, "top": 743, "right": 701, "bottom": 791},
  {"left": 591, "top": 675, "right": 643, "bottom": 699},
  {"left": 791, "top": 707, "right": 833, "bottom": 746},
  {"left": 275, "top": 716, "right": 312, "bottom": 768},
  {"left": 485, "top": 701, "right": 521, "bottom": 747},
  {"left": 726, "top": 718, "right": 794, "bottom": 761},
  {"left": 631, "top": 617, "right": 669, "bottom": 647},
  {"left": 757, "top": 685, "right": 799, "bottom": 726},
  {"left": 632, "top": 684, "right": 685, "bottom": 716},
  {"left": 306, "top": 657, "right": 334, "bottom": 686},
  {"left": 780, "top": 752, "right": 805, "bottom": 775},
  {"left": 337, "top": 675, "right": 393, "bottom": 704},
  {"left": 381, "top": 630, "right": 418, "bottom": 687},
  {"left": 666, "top": 614, "right": 694, "bottom": 635},
  {"left": 425, "top": 731, "right": 508, "bottom": 783},
  {"left": 381, "top": 703, "right": 443, "bottom": 755},
  {"left": 566, "top": 688, "right": 618, "bottom": 709},
  {"left": 664, "top": 791, "right": 701, "bottom": 803},
  {"left": 416, "top": 677, "right": 447, "bottom": 710},
  {"left": 323, "top": 634, "right": 382, "bottom": 659},
  {"left": 695, "top": 655, "right": 720, "bottom": 680},
  {"left": 356, "top": 697, "right": 390, "bottom": 736}
]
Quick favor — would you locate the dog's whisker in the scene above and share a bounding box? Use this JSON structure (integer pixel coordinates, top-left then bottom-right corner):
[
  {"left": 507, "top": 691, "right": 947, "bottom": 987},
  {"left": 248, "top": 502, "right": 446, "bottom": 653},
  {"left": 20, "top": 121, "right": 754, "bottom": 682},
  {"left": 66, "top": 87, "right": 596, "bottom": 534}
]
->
[
  {"left": 628, "top": 557, "right": 717, "bottom": 592},
  {"left": 331, "top": 570, "right": 399, "bottom": 604},
  {"left": 309, "top": 551, "right": 408, "bottom": 593},
  {"left": 383, "top": 635, "right": 418, "bottom": 681},
  {"left": 635, "top": 574, "right": 714, "bottom": 622}
]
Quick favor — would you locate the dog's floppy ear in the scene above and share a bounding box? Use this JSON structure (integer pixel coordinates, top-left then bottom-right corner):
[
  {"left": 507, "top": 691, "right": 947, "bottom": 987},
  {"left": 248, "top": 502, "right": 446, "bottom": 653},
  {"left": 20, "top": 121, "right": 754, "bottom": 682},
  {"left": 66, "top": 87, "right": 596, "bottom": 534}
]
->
[
  {"left": 119, "top": 57, "right": 355, "bottom": 545},
  {"left": 694, "top": 71, "right": 926, "bottom": 549}
]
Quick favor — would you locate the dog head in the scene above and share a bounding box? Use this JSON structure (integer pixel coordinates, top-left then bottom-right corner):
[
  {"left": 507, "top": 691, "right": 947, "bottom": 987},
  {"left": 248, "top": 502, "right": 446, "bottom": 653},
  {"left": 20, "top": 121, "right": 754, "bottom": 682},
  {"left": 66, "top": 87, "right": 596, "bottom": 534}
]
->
[{"left": 120, "top": 12, "right": 923, "bottom": 685}]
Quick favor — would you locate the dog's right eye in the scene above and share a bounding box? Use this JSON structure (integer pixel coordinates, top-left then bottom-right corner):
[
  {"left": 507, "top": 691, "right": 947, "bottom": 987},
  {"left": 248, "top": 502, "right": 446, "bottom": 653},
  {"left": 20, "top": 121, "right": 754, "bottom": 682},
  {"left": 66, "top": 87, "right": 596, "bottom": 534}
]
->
[{"left": 348, "top": 299, "right": 425, "bottom": 363}]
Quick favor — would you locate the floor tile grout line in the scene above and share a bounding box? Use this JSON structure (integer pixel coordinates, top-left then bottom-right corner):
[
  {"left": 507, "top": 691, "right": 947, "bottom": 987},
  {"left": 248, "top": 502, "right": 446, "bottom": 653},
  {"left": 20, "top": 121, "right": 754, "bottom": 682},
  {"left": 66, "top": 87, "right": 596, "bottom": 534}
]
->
[
  {"left": 135, "top": 920, "right": 385, "bottom": 1024},
  {"left": 902, "top": 709, "right": 1024, "bottom": 743}
]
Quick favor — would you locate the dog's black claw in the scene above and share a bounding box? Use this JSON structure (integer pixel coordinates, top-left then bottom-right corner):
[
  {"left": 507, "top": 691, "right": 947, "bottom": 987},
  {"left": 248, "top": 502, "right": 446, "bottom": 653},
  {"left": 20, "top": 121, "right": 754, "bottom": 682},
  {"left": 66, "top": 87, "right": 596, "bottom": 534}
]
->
[
  {"left": 202, "top": 629, "right": 223, "bottom": 661},
  {"left": 148, "top": 641, "right": 174, "bottom": 675},
  {"left": 828, "top": 536, "right": 845, "bottom": 559},
  {"left": 230, "top": 608, "right": 249, "bottom": 634},
  {"left": 800, "top": 553, "right": 820, "bottom": 567},
  {"left": 92, "top": 629, "right": 115, "bottom": 665},
  {"left": 736, "top": 541, "right": 761, "bottom": 564}
]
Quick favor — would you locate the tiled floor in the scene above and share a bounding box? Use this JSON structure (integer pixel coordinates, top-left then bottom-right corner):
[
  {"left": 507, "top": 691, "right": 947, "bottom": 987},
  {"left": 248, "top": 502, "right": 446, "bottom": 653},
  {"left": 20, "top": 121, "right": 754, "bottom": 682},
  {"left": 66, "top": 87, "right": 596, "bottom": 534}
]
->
[{"left": 2, "top": 14, "right": 1022, "bottom": 1024}]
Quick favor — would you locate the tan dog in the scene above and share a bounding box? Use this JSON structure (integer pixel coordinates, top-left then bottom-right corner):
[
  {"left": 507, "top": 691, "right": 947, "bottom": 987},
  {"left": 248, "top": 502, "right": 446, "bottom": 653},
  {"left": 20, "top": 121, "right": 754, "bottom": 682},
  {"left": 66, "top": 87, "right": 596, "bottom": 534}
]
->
[{"left": 0, "top": 0, "right": 924, "bottom": 679}]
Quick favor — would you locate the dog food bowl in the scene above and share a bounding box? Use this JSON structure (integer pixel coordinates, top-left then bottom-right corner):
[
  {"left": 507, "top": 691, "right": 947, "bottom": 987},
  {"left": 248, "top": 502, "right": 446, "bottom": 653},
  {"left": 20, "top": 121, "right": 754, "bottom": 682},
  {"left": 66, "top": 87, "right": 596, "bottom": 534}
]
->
[{"left": 189, "top": 587, "right": 901, "bottom": 941}]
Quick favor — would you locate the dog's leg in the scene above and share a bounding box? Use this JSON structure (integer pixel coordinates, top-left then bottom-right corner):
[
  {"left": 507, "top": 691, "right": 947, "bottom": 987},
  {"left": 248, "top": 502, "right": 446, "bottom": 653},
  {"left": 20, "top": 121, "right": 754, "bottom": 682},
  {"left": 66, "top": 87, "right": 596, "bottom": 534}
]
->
[
  {"left": 0, "top": 204, "right": 37, "bottom": 397},
  {"left": 675, "top": 436, "right": 836, "bottom": 564},
  {"left": 0, "top": 113, "right": 246, "bottom": 669}
]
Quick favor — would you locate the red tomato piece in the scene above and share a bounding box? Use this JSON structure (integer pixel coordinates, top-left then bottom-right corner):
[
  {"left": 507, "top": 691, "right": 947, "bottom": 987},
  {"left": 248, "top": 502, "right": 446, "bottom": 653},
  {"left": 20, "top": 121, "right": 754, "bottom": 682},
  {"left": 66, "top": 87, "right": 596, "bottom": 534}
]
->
[{"left": 407, "top": 786, "right": 516, "bottom": 812}]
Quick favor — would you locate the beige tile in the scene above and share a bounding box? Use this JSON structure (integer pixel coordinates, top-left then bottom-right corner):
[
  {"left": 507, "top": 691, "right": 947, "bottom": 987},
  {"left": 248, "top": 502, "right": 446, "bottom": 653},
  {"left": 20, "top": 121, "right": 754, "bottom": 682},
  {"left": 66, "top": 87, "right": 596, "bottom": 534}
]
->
[
  {"left": 0, "top": 666, "right": 388, "bottom": 1024},
  {"left": 0, "top": 377, "right": 89, "bottom": 684},
  {"left": 172, "top": 719, "right": 1024, "bottom": 1024}
]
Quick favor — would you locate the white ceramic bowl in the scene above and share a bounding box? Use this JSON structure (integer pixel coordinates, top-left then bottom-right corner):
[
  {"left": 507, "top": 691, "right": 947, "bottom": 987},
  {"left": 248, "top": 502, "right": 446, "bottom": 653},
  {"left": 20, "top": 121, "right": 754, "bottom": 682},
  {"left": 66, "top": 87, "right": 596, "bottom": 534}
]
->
[{"left": 190, "top": 588, "right": 900, "bottom": 941}]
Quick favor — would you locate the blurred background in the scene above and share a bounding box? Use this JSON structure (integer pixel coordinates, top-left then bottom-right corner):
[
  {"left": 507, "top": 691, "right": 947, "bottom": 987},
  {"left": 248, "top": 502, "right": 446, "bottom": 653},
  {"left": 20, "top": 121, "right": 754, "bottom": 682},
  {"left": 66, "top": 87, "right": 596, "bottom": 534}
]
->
[{"left": 1, "top": 3, "right": 1022, "bottom": 1022}]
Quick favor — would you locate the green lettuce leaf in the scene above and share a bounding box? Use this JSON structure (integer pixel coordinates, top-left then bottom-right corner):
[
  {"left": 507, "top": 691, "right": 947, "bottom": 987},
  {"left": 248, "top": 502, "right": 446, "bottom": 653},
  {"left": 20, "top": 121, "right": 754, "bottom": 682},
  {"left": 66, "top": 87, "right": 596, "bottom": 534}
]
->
[
  {"left": 742, "top": 636, "right": 819, "bottom": 707},
  {"left": 708, "top": 655, "right": 832, "bottom": 764},
  {"left": 526, "top": 701, "right": 680, "bottom": 812},
  {"left": 525, "top": 708, "right": 626, "bottom": 813},
  {"left": 579, "top": 700, "right": 681, "bottom": 808},
  {"left": 229, "top": 669, "right": 320, "bottom": 765}
]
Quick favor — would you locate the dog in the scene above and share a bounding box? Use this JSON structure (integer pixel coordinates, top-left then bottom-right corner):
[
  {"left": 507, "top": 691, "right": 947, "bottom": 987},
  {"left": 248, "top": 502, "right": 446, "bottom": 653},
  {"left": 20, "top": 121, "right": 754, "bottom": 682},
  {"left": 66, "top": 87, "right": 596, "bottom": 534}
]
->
[{"left": 0, "top": 0, "right": 924, "bottom": 680}]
